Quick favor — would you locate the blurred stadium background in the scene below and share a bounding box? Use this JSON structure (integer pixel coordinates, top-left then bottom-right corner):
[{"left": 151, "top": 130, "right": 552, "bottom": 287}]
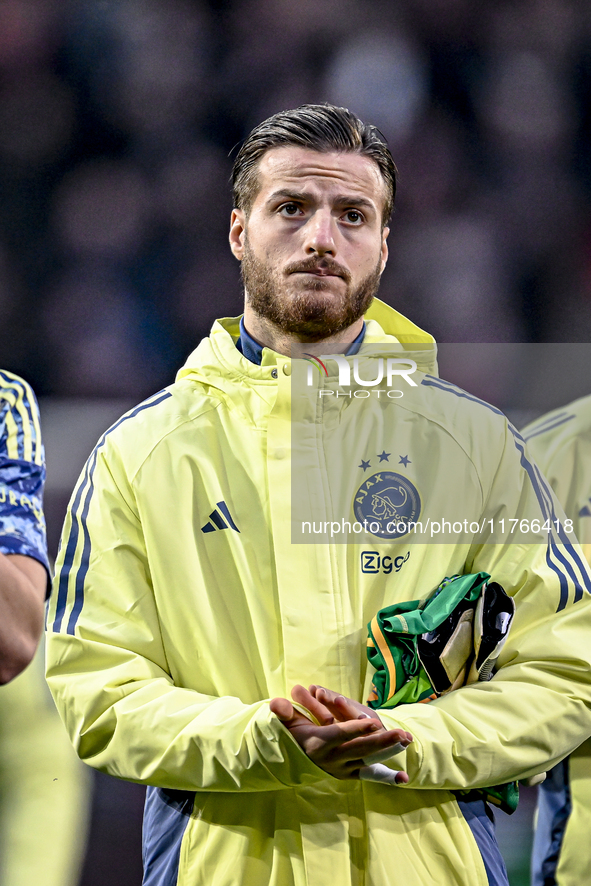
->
[{"left": 2, "top": 0, "right": 591, "bottom": 883}]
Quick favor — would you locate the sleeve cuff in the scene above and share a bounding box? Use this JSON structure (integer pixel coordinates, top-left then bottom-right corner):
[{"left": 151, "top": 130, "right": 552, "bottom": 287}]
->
[
  {"left": 371, "top": 708, "right": 425, "bottom": 781},
  {"left": 254, "top": 704, "right": 336, "bottom": 787}
]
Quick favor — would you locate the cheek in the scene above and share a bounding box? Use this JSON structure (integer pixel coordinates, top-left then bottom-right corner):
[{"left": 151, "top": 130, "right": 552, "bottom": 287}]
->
[
  {"left": 261, "top": 247, "right": 286, "bottom": 270},
  {"left": 261, "top": 239, "right": 294, "bottom": 268},
  {"left": 248, "top": 228, "right": 288, "bottom": 261},
  {"left": 351, "top": 241, "right": 383, "bottom": 273}
]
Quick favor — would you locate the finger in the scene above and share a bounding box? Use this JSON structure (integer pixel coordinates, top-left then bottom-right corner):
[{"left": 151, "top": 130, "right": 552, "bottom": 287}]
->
[
  {"left": 334, "top": 694, "right": 370, "bottom": 721},
  {"left": 376, "top": 726, "right": 412, "bottom": 743},
  {"left": 269, "top": 697, "right": 295, "bottom": 722},
  {"left": 310, "top": 728, "right": 412, "bottom": 778},
  {"left": 364, "top": 728, "right": 412, "bottom": 750},
  {"left": 291, "top": 684, "right": 335, "bottom": 725},
  {"left": 313, "top": 687, "right": 368, "bottom": 723},
  {"left": 363, "top": 742, "right": 410, "bottom": 765},
  {"left": 362, "top": 726, "right": 413, "bottom": 745},
  {"left": 322, "top": 689, "right": 359, "bottom": 720},
  {"left": 307, "top": 692, "right": 413, "bottom": 745},
  {"left": 310, "top": 684, "right": 338, "bottom": 704},
  {"left": 359, "top": 764, "right": 410, "bottom": 785},
  {"left": 317, "top": 718, "right": 383, "bottom": 743},
  {"left": 287, "top": 717, "right": 382, "bottom": 754},
  {"left": 329, "top": 728, "right": 412, "bottom": 762},
  {"left": 311, "top": 687, "right": 381, "bottom": 727}
]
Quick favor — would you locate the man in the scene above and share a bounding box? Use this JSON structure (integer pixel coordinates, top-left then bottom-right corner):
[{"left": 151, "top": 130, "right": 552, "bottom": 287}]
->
[
  {"left": 0, "top": 369, "right": 90, "bottom": 886},
  {"left": 0, "top": 369, "right": 47, "bottom": 683},
  {"left": 46, "top": 104, "right": 591, "bottom": 886},
  {"left": 523, "top": 396, "right": 591, "bottom": 886}
]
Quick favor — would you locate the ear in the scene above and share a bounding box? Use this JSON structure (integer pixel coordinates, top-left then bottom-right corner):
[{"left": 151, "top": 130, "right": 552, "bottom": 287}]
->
[
  {"left": 379, "top": 226, "right": 389, "bottom": 274},
  {"left": 229, "top": 209, "right": 246, "bottom": 260}
]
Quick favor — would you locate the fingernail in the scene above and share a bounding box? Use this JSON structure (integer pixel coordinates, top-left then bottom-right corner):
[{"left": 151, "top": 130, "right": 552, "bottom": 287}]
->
[
  {"left": 358, "top": 713, "right": 371, "bottom": 719},
  {"left": 336, "top": 695, "right": 345, "bottom": 702}
]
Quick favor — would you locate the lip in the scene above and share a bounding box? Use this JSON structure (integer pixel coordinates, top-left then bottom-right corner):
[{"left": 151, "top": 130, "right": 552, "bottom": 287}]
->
[{"left": 294, "top": 269, "right": 342, "bottom": 278}]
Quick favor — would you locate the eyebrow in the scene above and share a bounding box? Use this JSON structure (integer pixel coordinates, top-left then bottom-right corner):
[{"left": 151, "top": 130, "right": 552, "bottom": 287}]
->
[
  {"left": 265, "top": 189, "right": 377, "bottom": 213},
  {"left": 266, "top": 189, "right": 308, "bottom": 204}
]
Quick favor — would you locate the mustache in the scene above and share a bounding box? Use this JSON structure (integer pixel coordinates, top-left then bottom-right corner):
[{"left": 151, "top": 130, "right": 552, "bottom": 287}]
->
[{"left": 284, "top": 257, "right": 351, "bottom": 283}]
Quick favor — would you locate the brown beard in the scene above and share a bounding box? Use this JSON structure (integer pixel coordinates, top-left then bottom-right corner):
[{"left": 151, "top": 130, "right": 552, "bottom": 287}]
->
[{"left": 241, "top": 239, "right": 383, "bottom": 342}]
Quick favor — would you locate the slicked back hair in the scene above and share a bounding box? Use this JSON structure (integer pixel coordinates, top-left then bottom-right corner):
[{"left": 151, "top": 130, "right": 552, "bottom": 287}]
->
[{"left": 231, "top": 104, "right": 397, "bottom": 227}]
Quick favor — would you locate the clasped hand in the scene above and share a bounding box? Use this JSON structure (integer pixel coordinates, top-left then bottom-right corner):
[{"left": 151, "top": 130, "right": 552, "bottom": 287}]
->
[{"left": 269, "top": 684, "right": 412, "bottom": 782}]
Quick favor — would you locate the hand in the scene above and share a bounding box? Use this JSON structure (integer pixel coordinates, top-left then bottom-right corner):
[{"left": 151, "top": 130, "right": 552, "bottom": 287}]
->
[
  {"left": 309, "top": 685, "right": 413, "bottom": 772},
  {"left": 269, "top": 684, "right": 412, "bottom": 781},
  {"left": 309, "top": 685, "right": 386, "bottom": 727}
]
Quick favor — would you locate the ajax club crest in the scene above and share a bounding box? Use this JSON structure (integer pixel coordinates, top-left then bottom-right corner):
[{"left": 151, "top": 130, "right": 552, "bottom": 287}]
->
[{"left": 354, "top": 471, "right": 421, "bottom": 539}]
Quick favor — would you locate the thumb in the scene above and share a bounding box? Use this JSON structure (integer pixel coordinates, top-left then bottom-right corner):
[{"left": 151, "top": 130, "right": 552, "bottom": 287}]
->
[{"left": 269, "top": 697, "right": 295, "bottom": 722}]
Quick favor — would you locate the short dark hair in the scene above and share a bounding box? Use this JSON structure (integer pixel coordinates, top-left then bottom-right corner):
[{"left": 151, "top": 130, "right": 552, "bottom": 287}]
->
[{"left": 231, "top": 103, "right": 397, "bottom": 226}]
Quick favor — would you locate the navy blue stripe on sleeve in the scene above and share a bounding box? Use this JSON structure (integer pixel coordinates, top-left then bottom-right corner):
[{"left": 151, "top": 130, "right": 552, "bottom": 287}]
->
[
  {"left": 523, "top": 414, "right": 575, "bottom": 441},
  {"left": 421, "top": 376, "right": 506, "bottom": 415},
  {"left": 510, "top": 428, "right": 591, "bottom": 604},
  {"left": 51, "top": 391, "right": 173, "bottom": 635},
  {"left": 421, "top": 378, "right": 591, "bottom": 610}
]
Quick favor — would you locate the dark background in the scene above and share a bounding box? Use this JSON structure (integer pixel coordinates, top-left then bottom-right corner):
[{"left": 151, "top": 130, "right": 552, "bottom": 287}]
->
[
  {"left": 3, "top": 1, "right": 591, "bottom": 883},
  {"left": 3, "top": 0, "right": 591, "bottom": 405}
]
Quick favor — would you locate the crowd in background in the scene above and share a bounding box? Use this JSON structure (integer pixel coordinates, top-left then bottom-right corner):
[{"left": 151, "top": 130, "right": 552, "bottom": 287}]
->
[
  {"left": 3, "top": 4, "right": 590, "bottom": 885},
  {"left": 1, "top": 0, "right": 591, "bottom": 402}
]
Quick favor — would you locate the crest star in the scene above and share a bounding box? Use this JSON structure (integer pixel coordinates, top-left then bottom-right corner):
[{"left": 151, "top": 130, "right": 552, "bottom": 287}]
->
[
  {"left": 399, "top": 455, "right": 411, "bottom": 467},
  {"left": 359, "top": 459, "right": 371, "bottom": 471},
  {"left": 377, "top": 451, "right": 390, "bottom": 462}
]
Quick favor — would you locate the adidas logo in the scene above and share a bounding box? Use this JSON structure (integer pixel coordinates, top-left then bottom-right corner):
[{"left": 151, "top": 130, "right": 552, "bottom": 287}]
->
[
  {"left": 201, "top": 501, "right": 240, "bottom": 534},
  {"left": 580, "top": 501, "right": 591, "bottom": 518}
]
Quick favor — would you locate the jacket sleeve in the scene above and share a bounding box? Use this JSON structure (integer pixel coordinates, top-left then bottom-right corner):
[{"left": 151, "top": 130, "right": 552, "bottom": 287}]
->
[
  {"left": 378, "top": 423, "right": 591, "bottom": 791},
  {"left": 45, "top": 436, "right": 324, "bottom": 793},
  {"left": 0, "top": 373, "right": 49, "bottom": 574}
]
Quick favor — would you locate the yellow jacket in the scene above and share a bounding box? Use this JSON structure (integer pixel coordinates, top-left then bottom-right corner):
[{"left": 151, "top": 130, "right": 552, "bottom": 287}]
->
[
  {"left": 524, "top": 396, "right": 591, "bottom": 886},
  {"left": 46, "top": 301, "right": 591, "bottom": 886}
]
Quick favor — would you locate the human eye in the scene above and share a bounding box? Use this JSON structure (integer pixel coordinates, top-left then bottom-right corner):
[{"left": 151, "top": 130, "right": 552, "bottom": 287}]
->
[
  {"left": 342, "top": 209, "right": 364, "bottom": 225},
  {"left": 278, "top": 202, "right": 303, "bottom": 217}
]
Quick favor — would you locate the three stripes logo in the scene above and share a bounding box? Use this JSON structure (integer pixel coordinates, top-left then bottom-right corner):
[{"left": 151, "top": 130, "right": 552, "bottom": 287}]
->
[{"left": 201, "top": 500, "right": 240, "bottom": 534}]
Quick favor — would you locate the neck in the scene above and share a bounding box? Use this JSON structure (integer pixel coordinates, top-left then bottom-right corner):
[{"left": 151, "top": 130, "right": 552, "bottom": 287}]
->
[{"left": 242, "top": 305, "right": 364, "bottom": 358}]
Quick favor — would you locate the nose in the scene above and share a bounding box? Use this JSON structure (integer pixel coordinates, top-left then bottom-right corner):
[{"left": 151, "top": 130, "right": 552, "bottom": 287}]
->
[{"left": 303, "top": 209, "right": 336, "bottom": 256}]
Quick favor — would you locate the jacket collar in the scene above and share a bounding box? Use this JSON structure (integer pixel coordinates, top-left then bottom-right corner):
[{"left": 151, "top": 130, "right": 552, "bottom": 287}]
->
[{"left": 176, "top": 298, "right": 437, "bottom": 386}]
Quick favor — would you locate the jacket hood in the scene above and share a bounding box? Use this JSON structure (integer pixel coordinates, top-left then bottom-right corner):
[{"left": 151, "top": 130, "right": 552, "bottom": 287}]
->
[{"left": 176, "top": 298, "right": 438, "bottom": 391}]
